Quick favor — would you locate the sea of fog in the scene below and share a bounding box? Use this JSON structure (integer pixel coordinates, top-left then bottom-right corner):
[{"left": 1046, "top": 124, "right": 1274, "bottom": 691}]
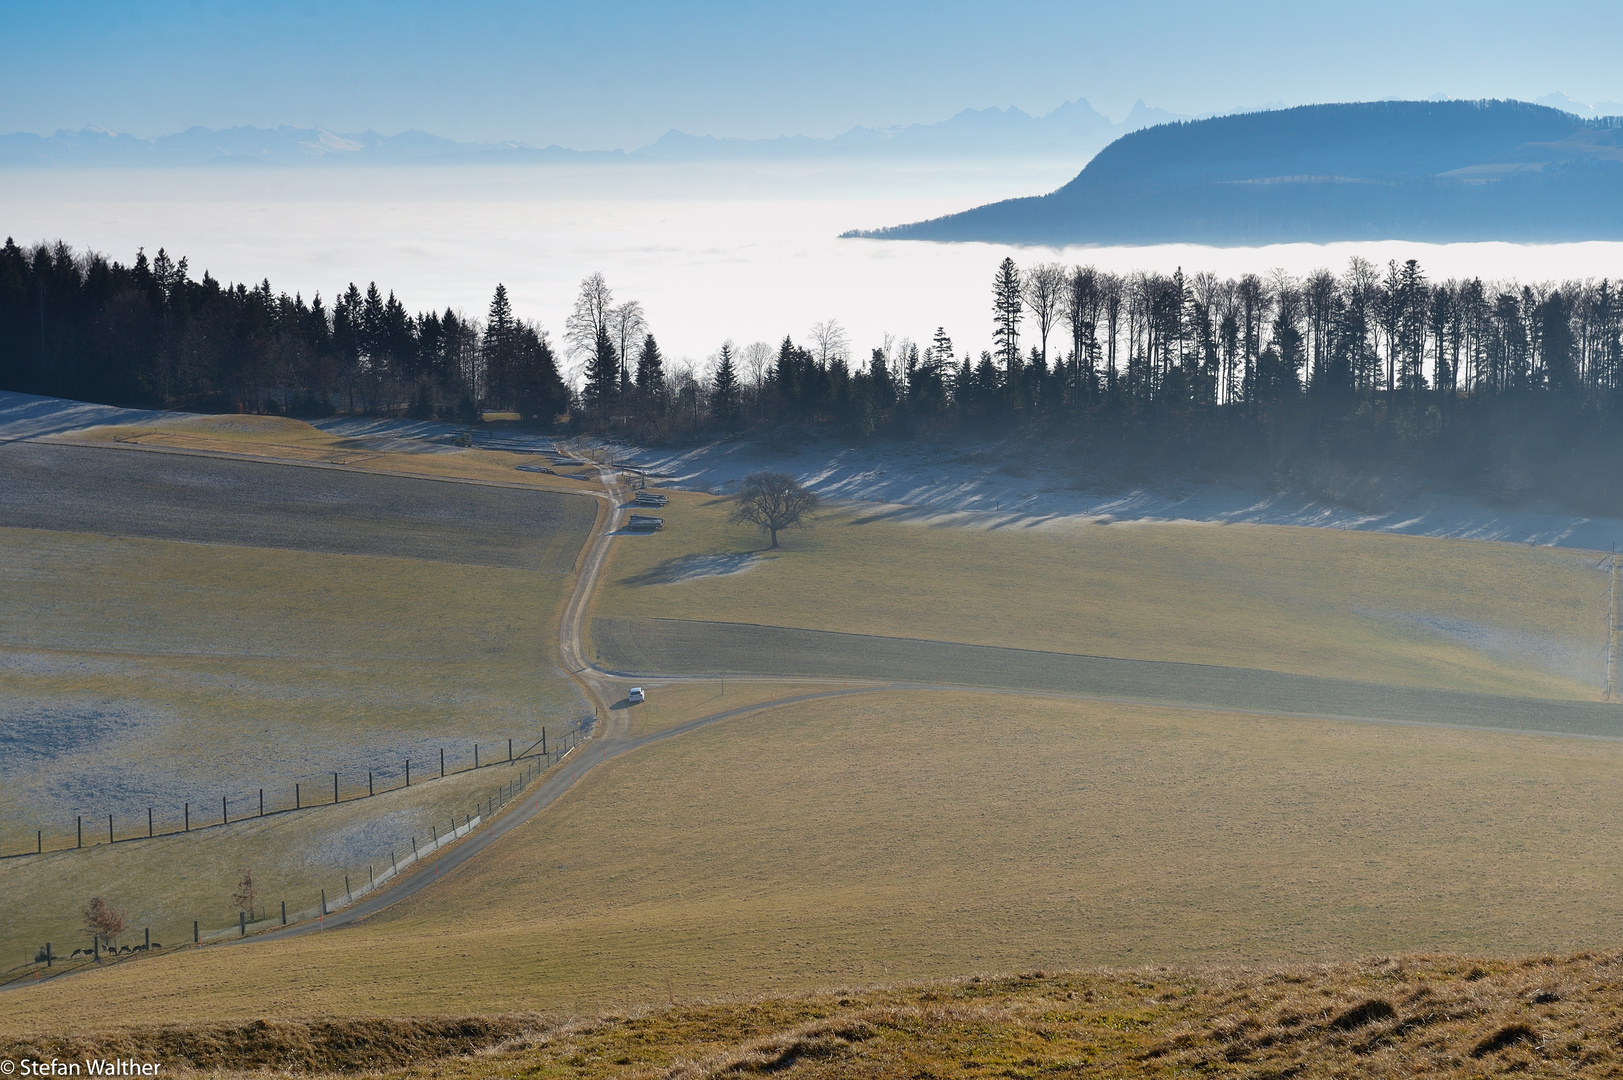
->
[{"left": 5, "top": 160, "right": 1623, "bottom": 373}]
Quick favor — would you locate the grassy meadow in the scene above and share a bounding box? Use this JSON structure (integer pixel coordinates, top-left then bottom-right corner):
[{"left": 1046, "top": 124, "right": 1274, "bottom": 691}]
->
[
  {"left": 591, "top": 490, "right": 1615, "bottom": 700},
  {"left": 60, "top": 414, "right": 603, "bottom": 494},
  {"left": 0, "top": 520, "right": 589, "bottom": 961},
  {"left": 0, "top": 753, "right": 533, "bottom": 965},
  {"left": 7, "top": 689, "right": 1623, "bottom": 1030}
]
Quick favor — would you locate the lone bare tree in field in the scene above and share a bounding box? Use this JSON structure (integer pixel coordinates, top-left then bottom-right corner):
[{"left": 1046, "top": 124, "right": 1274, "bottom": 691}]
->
[
  {"left": 232, "top": 868, "right": 258, "bottom": 922},
  {"left": 731, "top": 470, "right": 818, "bottom": 549},
  {"left": 82, "top": 896, "right": 125, "bottom": 949}
]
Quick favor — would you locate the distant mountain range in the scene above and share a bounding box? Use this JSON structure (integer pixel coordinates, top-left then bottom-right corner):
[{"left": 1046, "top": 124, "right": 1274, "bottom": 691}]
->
[
  {"left": 0, "top": 100, "right": 1190, "bottom": 167},
  {"left": 850, "top": 100, "right": 1623, "bottom": 245}
]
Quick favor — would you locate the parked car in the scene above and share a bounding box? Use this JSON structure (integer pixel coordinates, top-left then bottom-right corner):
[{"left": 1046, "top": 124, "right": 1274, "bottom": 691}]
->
[{"left": 628, "top": 687, "right": 645, "bottom": 704}]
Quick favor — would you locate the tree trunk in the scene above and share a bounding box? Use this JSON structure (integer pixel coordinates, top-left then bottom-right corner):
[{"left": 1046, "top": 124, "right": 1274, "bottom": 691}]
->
[{"left": 769, "top": 527, "right": 779, "bottom": 548}]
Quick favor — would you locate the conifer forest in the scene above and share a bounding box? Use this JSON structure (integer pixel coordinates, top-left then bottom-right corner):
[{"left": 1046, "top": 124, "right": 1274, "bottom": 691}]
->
[{"left": 5, "top": 237, "right": 1623, "bottom": 504}]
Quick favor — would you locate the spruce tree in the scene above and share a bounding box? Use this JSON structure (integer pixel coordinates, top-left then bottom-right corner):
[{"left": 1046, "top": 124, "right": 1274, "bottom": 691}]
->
[
  {"left": 585, "top": 323, "right": 620, "bottom": 407},
  {"left": 712, "top": 342, "right": 740, "bottom": 427},
  {"left": 993, "top": 257, "right": 1023, "bottom": 370},
  {"left": 636, "top": 333, "right": 664, "bottom": 393}
]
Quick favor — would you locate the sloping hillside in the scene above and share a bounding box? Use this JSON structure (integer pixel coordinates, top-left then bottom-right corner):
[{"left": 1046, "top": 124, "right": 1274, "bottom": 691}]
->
[{"left": 854, "top": 100, "right": 1623, "bottom": 244}]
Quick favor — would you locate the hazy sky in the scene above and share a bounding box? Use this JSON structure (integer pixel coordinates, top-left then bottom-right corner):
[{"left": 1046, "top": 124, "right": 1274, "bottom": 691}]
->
[{"left": 7, "top": 0, "right": 1622, "bottom": 148}]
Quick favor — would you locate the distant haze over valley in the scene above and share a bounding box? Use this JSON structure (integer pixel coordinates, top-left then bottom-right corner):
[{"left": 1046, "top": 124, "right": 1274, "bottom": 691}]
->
[
  {"left": 6, "top": 95, "right": 1618, "bottom": 170},
  {"left": 0, "top": 99, "right": 1188, "bottom": 168}
]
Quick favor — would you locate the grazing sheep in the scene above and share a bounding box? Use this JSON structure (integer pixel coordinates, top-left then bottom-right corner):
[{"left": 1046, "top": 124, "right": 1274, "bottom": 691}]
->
[
  {"left": 70, "top": 949, "right": 86, "bottom": 959},
  {"left": 119, "top": 945, "right": 130, "bottom": 953},
  {"left": 150, "top": 941, "right": 160, "bottom": 948}
]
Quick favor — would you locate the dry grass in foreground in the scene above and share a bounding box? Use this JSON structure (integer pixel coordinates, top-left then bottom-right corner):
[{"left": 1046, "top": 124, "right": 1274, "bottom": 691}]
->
[{"left": 7, "top": 953, "right": 1623, "bottom": 1077}]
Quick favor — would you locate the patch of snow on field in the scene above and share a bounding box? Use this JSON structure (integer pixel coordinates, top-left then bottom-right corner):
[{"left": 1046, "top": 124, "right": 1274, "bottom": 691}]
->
[{"left": 1380, "top": 611, "right": 1607, "bottom": 688}]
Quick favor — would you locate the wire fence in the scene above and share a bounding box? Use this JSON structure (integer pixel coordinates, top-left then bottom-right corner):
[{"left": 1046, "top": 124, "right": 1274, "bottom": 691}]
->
[
  {"left": 4, "top": 722, "right": 585, "bottom": 860},
  {"left": 10, "top": 725, "right": 584, "bottom": 979}
]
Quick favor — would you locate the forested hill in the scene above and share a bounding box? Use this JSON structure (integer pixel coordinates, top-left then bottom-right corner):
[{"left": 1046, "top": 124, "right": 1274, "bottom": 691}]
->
[{"left": 852, "top": 100, "right": 1623, "bottom": 245}]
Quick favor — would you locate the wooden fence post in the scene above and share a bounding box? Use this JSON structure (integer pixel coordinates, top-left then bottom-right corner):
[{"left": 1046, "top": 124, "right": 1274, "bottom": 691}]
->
[
  {"left": 148, "top": 808, "right": 153, "bottom": 838},
  {"left": 77, "top": 816, "right": 82, "bottom": 848},
  {"left": 333, "top": 773, "right": 339, "bottom": 804},
  {"left": 295, "top": 784, "right": 300, "bottom": 810},
  {"left": 108, "top": 814, "right": 113, "bottom": 844},
  {"left": 368, "top": 772, "right": 373, "bottom": 796},
  {"left": 184, "top": 803, "right": 189, "bottom": 831},
  {"left": 281, "top": 901, "right": 286, "bottom": 926},
  {"left": 239, "top": 911, "right": 245, "bottom": 937},
  {"left": 193, "top": 921, "right": 198, "bottom": 944},
  {"left": 259, "top": 789, "right": 264, "bottom": 817}
]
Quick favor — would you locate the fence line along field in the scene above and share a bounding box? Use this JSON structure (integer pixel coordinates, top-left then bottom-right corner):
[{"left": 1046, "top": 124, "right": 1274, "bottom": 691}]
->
[
  {"left": 8, "top": 688, "right": 1623, "bottom": 1030},
  {"left": 0, "top": 438, "right": 600, "bottom": 962},
  {"left": 589, "top": 489, "right": 1617, "bottom": 702}
]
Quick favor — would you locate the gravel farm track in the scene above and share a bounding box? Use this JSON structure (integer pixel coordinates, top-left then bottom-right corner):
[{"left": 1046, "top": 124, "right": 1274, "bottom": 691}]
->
[{"left": 9, "top": 429, "right": 1623, "bottom": 975}]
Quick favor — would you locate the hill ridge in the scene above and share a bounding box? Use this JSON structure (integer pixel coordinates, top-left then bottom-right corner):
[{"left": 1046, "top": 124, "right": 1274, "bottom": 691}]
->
[{"left": 853, "top": 99, "right": 1623, "bottom": 244}]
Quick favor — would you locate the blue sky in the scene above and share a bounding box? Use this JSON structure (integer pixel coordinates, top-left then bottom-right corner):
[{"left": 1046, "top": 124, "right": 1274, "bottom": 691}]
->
[{"left": 7, "top": 0, "right": 1622, "bottom": 148}]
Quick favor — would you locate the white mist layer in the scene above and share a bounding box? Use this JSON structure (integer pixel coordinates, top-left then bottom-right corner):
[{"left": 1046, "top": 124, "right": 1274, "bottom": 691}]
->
[{"left": 4, "top": 161, "right": 1622, "bottom": 375}]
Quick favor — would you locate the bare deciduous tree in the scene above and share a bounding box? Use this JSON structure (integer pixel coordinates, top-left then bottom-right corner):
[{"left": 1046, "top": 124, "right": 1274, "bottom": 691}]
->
[
  {"left": 740, "top": 341, "right": 775, "bottom": 388},
  {"left": 231, "top": 868, "right": 257, "bottom": 921},
  {"left": 564, "top": 272, "right": 614, "bottom": 371},
  {"left": 731, "top": 470, "right": 819, "bottom": 549},
  {"left": 808, "top": 319, "right": 848, "bottom": 367},
  {"left": 1022, "top": 261, "right": 1067, "bottom": 364},
  {"left": 608, "top": 301, "right": 647, "bottom": 389},
  {"left": 82, "top": 897, "right": 125, "bottom": 948}
]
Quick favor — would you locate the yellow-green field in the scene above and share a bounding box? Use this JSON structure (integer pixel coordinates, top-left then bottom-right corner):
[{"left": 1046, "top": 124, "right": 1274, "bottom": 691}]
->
[
  {"left": 7, "top": 689, "right": 1623, "bottom": 1032},
  {"left": 591, "top": 491, "right": 1614, "bottom": 700},
  {"left": 0, "top": 753, "right": 534, "bottom": 964},
  {"left": 60, "top": 414, "right": 602, "bottom": 493},
  {"left": 0, "top": 526, "right": 581, "bottom": 795},
  {"left": 0, "top": 520, "right": 587, "bottom": 959},
  {"left": 611, "top": 678, "right": 876, "bottom": 738},
  {"left": 11, "top": 420, "right": 1623, "bottom": 1075}
]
